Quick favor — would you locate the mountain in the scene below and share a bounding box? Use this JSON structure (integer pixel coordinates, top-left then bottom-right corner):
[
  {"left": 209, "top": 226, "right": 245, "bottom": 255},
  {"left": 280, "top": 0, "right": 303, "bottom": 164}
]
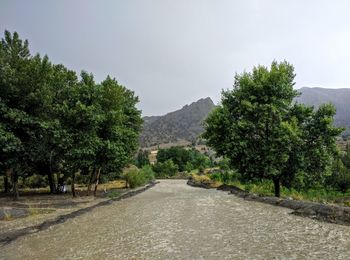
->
[
  {"left": 296, "top": 87, "right": 350, "bottom": 134},
  {"left": 140, "top": 97, "right": 215, "bottom": 147},
  {"left": 140, "top": 88, "right": 350, "bottom": 148}
]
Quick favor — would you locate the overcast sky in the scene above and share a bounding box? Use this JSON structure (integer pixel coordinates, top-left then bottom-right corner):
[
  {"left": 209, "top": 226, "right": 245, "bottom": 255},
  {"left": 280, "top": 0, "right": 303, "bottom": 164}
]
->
[{"left": 1, "top": 1, "right": 350, "bottom": 115}]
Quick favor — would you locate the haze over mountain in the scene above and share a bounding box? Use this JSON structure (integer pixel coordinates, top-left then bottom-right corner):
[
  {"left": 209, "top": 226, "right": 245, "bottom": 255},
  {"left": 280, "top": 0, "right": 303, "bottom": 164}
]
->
[{"left": 140, "top": 87, "right": 350, "bottom": 147}]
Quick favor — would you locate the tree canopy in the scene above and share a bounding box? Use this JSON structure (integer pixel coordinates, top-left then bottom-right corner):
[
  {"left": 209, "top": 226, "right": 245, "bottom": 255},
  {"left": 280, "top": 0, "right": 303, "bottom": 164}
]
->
[
  {"left": 0, "top": 30, "right": 142, "bottom": 198},
  {"left": 203, "top": 61, "right": 343, "bottom": 197}
]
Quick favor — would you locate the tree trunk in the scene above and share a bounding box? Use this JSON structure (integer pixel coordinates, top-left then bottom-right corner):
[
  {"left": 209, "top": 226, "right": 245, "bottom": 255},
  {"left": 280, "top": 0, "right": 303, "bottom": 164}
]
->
[
  {"left": 11, "top": 169, "right": 19, "bottom": 200},
  {"left": 71, "top": 171, "right": 76, "bottom": 198},
  {"left": 87, "top": 167, "right": 96, "bottom": 196},
  {"left": 4, "top": 169, "right": 11, "bottom": 193},
  {"left": 4, "top": 176, "right": 9, "bottom": 193},
  {"left": 273, "top": 178, "right": 281, "bottom": 198},
  {"left": 47, "top": 171, "right": 56, "bottom": 194},
  {"left": 93, "top": 168, "right": 101, "bottom": 197}
]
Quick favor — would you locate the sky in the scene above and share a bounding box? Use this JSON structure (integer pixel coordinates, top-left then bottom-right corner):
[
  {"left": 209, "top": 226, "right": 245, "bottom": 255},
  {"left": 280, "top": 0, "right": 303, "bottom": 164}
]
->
[{"left": 1, "top": 0, "right": 350, "bottom": 116}]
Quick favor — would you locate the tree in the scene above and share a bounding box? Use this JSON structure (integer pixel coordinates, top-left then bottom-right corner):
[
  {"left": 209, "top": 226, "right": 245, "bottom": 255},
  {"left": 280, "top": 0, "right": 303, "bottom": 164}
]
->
[
  {"left": 203, "top": 61, "right": 343, "bottom": 197},
  {"left": 92, "top": 76, "right": 142, "bottom": 195},
  {"left": 0, "top": 30, "right": 33, "bottom": 199},
  {"left": 0, "top": 30, "right": 78, "bottom": 195},
  {"left": 156, "top": 146, "right": 210, "bottom": 172},
  {"left": 136, "top": 149, "right": 150, "bottom": 168},
  {"left": 0, "top": 30, "right": 143, "bottom": 198},
  {"left": 153, "top": 159, "right": 179, "bottom": 178},
  {"left": 157, "top": 147, "right": 191, "bottom": 171}
]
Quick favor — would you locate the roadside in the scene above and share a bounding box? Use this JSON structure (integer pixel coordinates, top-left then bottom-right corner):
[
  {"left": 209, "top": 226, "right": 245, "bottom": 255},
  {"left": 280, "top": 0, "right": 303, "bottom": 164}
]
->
[
  {"left": 188, "top": 173, "right": 350, "bottom": 226},
  {"left": 0, "top": 181, "right": 157, "bottom": 246}
]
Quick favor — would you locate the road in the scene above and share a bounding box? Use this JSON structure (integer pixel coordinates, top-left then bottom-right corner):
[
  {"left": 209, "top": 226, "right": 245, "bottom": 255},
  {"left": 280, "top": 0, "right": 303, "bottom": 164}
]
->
[{"left": 1, "top": 180, "right": 350, "bottom": 259}]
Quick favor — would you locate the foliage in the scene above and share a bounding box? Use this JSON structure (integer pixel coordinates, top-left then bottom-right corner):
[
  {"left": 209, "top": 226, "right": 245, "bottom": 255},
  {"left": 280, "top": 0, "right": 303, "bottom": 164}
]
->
[
  {"left": 203, "top": 61, "right": 343, "bottom": 197},
  {"left": 153, "top": 159, "right": 179, "bottom": 178},
  {"left": 190, "top": 173, "right": 222, "bottom": 188},
  {"left": 327, "top": 146, "right": 350, "bottom": 193},
  {"left": 23, "top": 174, "right": 49, "bottom": 189},
  {"left": 107, "top": 191, "right": 121, "bottom": 199},
  {"left": 0, "top": 30, "right": 142, "bottom": 197},
  {"left": 122, "top": 165, "right": 155, "bottom": 188},
  {"left": 156, "top": 146, "right": 212, "bottom": 173},
  {"left": 210, "top": 170, "right": 239, "bottom": 184},
  {"left": 136, "top": 149, "right": 150, "bottom": 168}
]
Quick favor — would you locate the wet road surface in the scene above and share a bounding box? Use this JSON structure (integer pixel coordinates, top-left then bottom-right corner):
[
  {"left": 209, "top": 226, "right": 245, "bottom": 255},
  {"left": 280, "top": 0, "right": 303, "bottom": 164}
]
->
[{"left": 1, "top": 180, "right": 350, "bottom": 259}]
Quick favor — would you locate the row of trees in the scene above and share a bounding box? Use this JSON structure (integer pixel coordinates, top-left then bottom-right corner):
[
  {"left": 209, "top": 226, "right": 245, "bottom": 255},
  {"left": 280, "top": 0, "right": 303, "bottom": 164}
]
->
[
  {"left": 0, "top": 31, "right": 142, "bottom": 199},
  {"left": 203, "top": 61, "right": 343, "bottom": 197},
  {"left": 135, "top": 146, "right": 214, "bottom": 178},
  {"left": 156, "top": 146, "right": 213, "bottom": 172}
]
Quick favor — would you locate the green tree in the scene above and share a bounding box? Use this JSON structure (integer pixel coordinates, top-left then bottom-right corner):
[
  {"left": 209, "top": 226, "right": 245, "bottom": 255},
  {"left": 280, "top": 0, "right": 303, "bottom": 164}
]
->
[
  {"left": 157, "top": 146, "right": 191, "bottom": 171},
  {"left": 0, "top": 30, "right": 37, "bottom": 198},
  {"left": 153, "top": 159, "right": 179, "bottom": 178},
  {"left": 203, "top": 61, "right": 343, "bottom": 197},
  {"left": 0, "top": 30, "right": 143, "bottom": 198},
  {"left": 136, "top": 149, "right": 150, "bottom": 168},
  {"left": 156, "top": 146, "right": 210, "bottom": 172}
]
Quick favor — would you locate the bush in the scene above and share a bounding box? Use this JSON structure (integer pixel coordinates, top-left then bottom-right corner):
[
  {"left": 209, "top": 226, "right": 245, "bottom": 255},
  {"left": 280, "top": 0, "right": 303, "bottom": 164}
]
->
[
  {"left": 122, "top": 165, "right": 155, "bottom": 188},
  {"left": 210, "top": 170, "right": 239, "bottom": 184},
  {"left": 140, "top": 165, "right": 155, "bottom": 182},
  {"left": 334, "top": 171, "right": 350, "bottom": 193},
  {"left": 245, "top": 180, "right": 274, "bottom": 196},
  {"left": 152, "top": 159, "right": 178, "bottom": 178},
  {"left": 24, "top": 174, "right": 48, "bottom": 188},
  {"left": 328, "top": 158, "right": 350, "bottom": 193},
  {"left": 75, "top": 172, "right": 89, "bottom": 184}
]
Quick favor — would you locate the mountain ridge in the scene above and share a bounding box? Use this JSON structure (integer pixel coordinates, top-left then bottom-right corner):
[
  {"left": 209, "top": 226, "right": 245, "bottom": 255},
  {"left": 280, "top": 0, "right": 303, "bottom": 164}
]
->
[
  {"left": 140, "top": 97, "right": 215, "bottom": 147},
  {"left": 140, "top": 87, "right": 350, "bottom": 147}
]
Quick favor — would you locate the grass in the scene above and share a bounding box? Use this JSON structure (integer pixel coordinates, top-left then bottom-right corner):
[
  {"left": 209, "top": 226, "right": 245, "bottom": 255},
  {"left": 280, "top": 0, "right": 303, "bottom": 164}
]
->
[
  {"left": 75, "top": 180, "right": 127, "bottom": 191},
  {"left": 192, "top": 171, "right": 350, "bottom": 206},
  {"left": 191, "top": 173, "right": 223, "bottom": 188},
  {"left": 107, "top": 191, "right": 121, "bottom": 199},
  {"left": 238, "top": 180, "right": 350, "bottom": 204}
]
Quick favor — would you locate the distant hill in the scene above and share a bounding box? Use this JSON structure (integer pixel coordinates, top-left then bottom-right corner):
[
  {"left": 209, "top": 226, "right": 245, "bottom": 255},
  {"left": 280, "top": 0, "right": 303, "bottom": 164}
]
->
[
  {"left": 140, "top": 88, "right": 350, "bottom": 147},
  {"left": 140, "top": 97, "right": 215, "bottom": 147},
  {"left": 296, "top": 87, "right": 350, "bottom": 134}
]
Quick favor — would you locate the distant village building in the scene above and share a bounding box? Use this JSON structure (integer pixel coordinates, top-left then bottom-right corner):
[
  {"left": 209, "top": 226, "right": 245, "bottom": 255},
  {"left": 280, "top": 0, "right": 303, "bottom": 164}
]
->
[{"left": 149, "top": 150, "right": 158, "bottom": 165}]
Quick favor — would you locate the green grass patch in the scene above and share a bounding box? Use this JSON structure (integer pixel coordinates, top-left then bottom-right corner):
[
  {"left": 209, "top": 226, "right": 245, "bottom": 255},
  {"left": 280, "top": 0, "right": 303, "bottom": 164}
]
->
[{"left": 107, "top": 191, "right": 121, "bottom": 199}]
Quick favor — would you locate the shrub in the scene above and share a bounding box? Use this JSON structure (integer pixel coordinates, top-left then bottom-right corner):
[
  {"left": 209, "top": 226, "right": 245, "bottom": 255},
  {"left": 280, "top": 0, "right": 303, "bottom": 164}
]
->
[
  {"left": 122, "top": 165, "right": 155, "bottom": 188},
  {"left": 24, "top": 174, "right": 48, "bottom": 188},
  {"left": 75, "top": 172, "right": 89, "bottom": 184},
  {"left": 152, "top": 159, "right": 178, "bottom": 178},
  {"left": 334, "top": 171, "right": 350, "bottom": 193},
  {"left": 139, "top": 165, "right": 155, "bottom": 182},
  {"left": 185, "top": 162, "right": 194, "bottom": 172},
  {"left": 209, "top": 170, "right": 239, "bottom": 184},
  {"left": 328, "top": 158, "right": 350, "bottom": 193}
]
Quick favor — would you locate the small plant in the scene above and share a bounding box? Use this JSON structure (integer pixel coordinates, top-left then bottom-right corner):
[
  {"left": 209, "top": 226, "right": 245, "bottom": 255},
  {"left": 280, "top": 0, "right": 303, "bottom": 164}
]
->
[
  {"left": 3, "top": 211, "right": 13, "bottom": 221},
  {"left": 107, "top": 191, "right": 120, "bottom": 199},
  {"left": 209, "top": 170, "right": 238, "bottom": 184}
]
